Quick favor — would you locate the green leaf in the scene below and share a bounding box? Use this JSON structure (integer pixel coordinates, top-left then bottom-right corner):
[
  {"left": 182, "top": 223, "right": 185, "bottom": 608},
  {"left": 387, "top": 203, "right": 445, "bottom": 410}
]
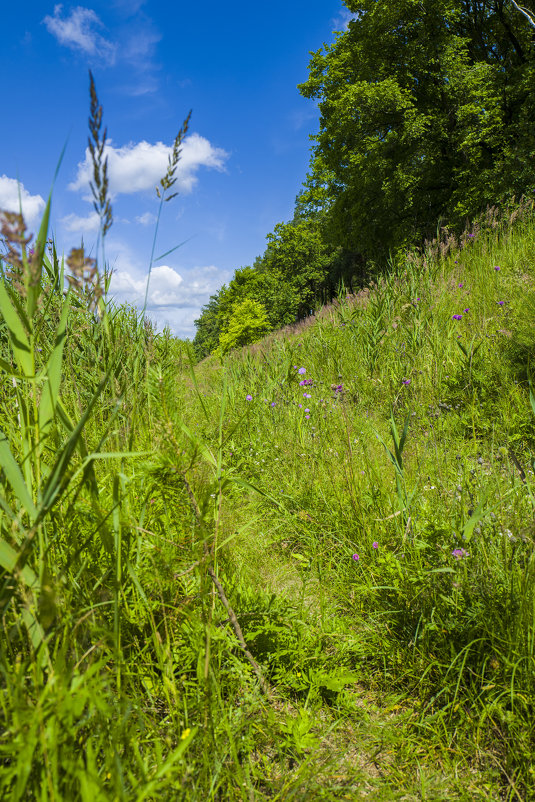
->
[
  {"left": 314, "top": 671, "right": 359, "bottom": 692},
  {"left": 0, "top": 356, "right": 24, "bottom": 378},
  {"left": 462, "top": 488, "right": 490, "bottom": 543},
  {"left": 38, "top": 294, "right": 70, "bottom": 438},
  {"left": 155, "top": 236, "right": 193, "bottom": 262},
  {"left": 178, "top": 421, "right": 217, "bottom": 468},
  {"left": 0, "top": 281, "right": 33, "bottom": 376},
  {"left": 21, "top": 605, "right": 49, "bottom": 668},
  {"left": 0, "top": 429, "right": 37, "bottom": 520},
  {"left": 0, "top": 538, "right": 39, "bottom": 589},
  {"left": 39, "top": 371, "right": 112, "bottom": 512},
  {"left": 26, "top": 193, "right": 52, "bottom": 319}
]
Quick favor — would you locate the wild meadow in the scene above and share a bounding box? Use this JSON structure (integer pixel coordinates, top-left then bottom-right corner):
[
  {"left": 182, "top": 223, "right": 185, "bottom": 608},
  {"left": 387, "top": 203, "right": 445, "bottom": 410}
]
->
[{"left": 2, "top": 80, "right": 535, "bottom": 801}]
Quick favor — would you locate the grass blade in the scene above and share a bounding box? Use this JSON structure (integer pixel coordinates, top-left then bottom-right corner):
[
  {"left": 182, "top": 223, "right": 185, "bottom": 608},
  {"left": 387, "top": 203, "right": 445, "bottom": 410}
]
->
[{"left": 0, "top": 429, "right": 37, "bottom": 520}]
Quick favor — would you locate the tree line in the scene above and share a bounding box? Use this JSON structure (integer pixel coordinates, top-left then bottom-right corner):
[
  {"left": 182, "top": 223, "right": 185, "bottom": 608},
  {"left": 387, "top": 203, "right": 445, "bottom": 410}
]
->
[{"left": 194, "top": 0, "right": 535, "bottom": 359}]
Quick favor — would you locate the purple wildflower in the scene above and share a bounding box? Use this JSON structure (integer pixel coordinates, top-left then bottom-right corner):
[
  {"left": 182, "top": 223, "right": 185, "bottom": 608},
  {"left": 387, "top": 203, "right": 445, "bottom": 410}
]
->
[
  {"left": 402, "top": 379, "right": 411, "bottom": 386},
  {"left": 298, "top": 367, "right": 306, "bottom": 375},
  {"left": 270, "top": 402, "right": 276, "bottom": 407},
  {"left": 498, "top": 301, "right": 505, "bottom": 306},
  {"left": 452, "top": 314, "right": 463, "bottom": 320},
  {"left": 246, "top": 395, "right": 252, "bottom": 401},
  {"left": 452, "top": 548, "right": 468, "bottom": 559},
  {"left": 352, "top": 553, "right": 360, "bottom": 561},
  {"left": 305, "top": 414, "right": 310, "bottom": 419},
  {"left": 463, "top": 308, "right": 469, "bottom": 313},
  {"left": 458, "top": 283, "right": 464, "bottom": 288},
  {"left": 494, "top": 266, "right": 500, "bottom": 271},
  {"left": 303, "top": 393, "right": 311, "bottom": 398},
  {"left": 372, "top": 541, "right": 378, "bottom": 549}
]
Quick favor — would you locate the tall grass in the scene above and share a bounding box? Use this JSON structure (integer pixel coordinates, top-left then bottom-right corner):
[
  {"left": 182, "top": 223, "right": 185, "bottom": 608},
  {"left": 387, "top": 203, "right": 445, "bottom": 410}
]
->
[{"left": 1, "top": 75, "right": 535, "bottom": 800}]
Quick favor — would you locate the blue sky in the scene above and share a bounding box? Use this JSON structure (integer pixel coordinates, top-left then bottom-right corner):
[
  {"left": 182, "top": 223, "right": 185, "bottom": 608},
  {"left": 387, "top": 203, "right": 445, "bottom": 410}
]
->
[{"left": 1, "top": 1, "right": 351, "bottom": 337}]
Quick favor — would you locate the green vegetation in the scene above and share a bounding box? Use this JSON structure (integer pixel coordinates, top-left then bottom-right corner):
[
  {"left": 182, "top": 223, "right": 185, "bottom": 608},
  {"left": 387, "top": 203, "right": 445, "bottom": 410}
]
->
[
  {"left": 194, "top": 0, "right": 535, "bottom": 360},
  {"left": 3, "top": 179, "right": 535, "bottom": 799},
  {"left": 3, "top": 6, "right": 535, "bottom": 798}
]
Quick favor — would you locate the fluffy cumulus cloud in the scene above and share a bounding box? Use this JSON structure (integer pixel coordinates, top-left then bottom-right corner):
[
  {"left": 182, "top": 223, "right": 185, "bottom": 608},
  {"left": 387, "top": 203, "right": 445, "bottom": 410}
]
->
[
  {"left": 60, "top": 211, "right": 100, "bottom": 233},
  {"left": 68, "top": 134, "right": 228, "bottom": 199},
  {"left": 43, "top": 5, "right": 116, "bottom": 65},
  {"left": 0, "top": 176, "right": 46, "bottom": 228},
  {"left": 108, "top": 262, "right": 226, "bottom": 337}
]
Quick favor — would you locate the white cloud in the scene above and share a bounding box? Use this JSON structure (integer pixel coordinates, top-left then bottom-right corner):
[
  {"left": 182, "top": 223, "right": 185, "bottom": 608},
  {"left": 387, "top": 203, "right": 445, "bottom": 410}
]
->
[
  {"left": 110, "top": 264, "right": 223, "bottom": 310},
  {"left": 43, "top": 5, "right": 116, "bottom": 65},
  {"left": 69, "top": 134, "right": 229, "bottom": 199},
  {"left": 135, "top": 211, "right": 157, "bottom": 225},
  {"left": 0, "top": 176, "right": 46, "bottom": 228},
  {"left": 106, "top": 253, "right": 227, "bottom": 337},
  {"left": 61, "top": 211, "right": 100, "bottom": 233},
  {"left": 122, "top": 27, "right": 161, "bottom": 64}
]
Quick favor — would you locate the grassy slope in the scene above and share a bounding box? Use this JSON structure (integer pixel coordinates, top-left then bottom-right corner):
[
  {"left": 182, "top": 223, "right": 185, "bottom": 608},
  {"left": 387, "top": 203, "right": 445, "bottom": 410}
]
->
[
  {"left": 190, "top": 203, "right": 535, "bottom": 799},
  {"left": 1, "top": 202, "right": 535, "bottom": 800}
]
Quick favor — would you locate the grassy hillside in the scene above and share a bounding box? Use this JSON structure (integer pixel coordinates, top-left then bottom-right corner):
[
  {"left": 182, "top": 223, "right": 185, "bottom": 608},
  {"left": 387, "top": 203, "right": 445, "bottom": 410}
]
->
[{"left": 1, "top": 198, "right": 535, "bottom": 800}]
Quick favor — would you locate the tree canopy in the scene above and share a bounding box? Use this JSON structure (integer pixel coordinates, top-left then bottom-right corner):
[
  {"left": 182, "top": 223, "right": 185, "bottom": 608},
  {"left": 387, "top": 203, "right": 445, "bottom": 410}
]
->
[{"left": 298, "top": 0, "right": 535, "bottom": 257}]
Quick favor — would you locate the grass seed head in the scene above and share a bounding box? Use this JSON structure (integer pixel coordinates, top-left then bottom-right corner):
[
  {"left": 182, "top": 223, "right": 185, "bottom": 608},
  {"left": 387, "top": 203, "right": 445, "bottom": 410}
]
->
[
  {"left": 0, "top": 210, "right": 41, "bottom": 298},
  {"left": 66, "top": 245, "right": 103, "bottom": 311},
  {"left": 88, "top": 70, "right": 113, "bottom": 237},
  {"left": 156, "top": 109, "right": 192, "bottom": 202}
]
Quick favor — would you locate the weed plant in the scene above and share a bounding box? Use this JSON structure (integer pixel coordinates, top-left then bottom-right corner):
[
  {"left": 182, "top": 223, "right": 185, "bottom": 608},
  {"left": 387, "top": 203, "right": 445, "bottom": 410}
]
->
[{"left": 1, "top": 76, "right": 535, "bottom": 801}]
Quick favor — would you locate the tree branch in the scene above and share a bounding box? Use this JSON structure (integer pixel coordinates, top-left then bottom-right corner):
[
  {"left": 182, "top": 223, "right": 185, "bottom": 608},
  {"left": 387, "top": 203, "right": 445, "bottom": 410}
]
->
[{"left": 508, "top": 0, "right": 535, "bottom": 29}]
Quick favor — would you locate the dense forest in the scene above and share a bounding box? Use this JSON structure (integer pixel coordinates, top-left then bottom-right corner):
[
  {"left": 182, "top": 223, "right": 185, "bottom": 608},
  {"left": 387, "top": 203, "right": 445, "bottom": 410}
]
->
[{"left": 194, "top": 0, "right": 535, "bottom": 358}]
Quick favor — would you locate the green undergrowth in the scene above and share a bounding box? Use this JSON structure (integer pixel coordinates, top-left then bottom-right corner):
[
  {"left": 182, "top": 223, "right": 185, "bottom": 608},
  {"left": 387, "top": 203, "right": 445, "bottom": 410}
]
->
[{"left": 1, "top": 191, "right": 535, "bottom": 800}]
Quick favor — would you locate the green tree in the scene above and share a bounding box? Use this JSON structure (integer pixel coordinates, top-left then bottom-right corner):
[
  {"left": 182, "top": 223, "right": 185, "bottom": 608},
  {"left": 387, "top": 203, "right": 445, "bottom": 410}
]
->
[
  {"left": 215, "top": 298, "right": 270, "bottom": 356},
  {"left": 193, "top": 290, "right": 225, "bottom": 359},
  {"left": 299, "top": 0, "right": 535, "bottom": 258},
  {"left": 260, "top": 218, "right": 336, "bottom": 320}
]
